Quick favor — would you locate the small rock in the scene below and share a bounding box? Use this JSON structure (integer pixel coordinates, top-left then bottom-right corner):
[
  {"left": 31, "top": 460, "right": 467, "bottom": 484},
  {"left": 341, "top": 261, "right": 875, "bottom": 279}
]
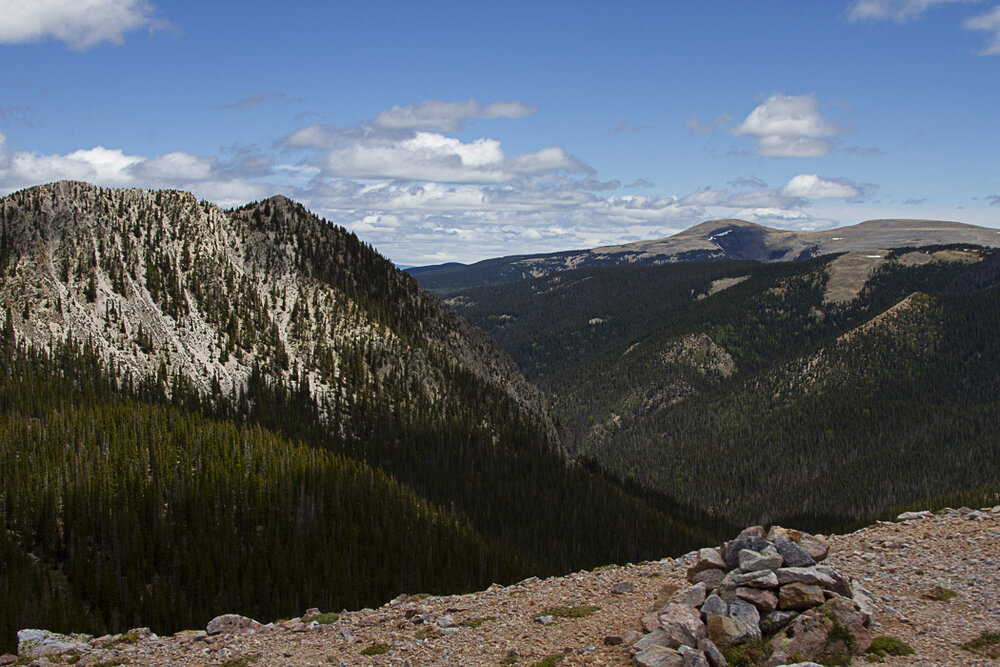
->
[
  {"left": 670, "top": 582, "right": 707, "bottom": 607},
  {"left": 698, "top": 638, "right": 727, "bottom": 667},
  {"left": 659, "top": 603, "right": 707, "bottom": 648},
  {"left": 738, "top": 546, "right": 782, "bottom": 573},
  {"left": 896, "top": 510, "right": 933, "bottom": 521},
  {"left": 796, "top": 534, "right": 829, "bottom": 562},
  {"left": 759, "top": 610, "right": 798, "bottom": 634},
  {"left": 436, "top": 614, "right": 454, "bottom": 628},
  {"left": 722, "top": 537, "right": 771, "bottom": 569},
  {"left": 613, "top": 581, "right": 636, "bottom": 595},
  {"left": 535, "top": 615, "right": 555, "bottom": 625},
  {"left": 690, "top": 569, "right": 726, "bottom": 590},
  {"left": 679, "top": 644, "right": 710, "bottom": 667},
  {"left": 725, "top": 569, "right": 778, "bottom": 589},
  {"left": 735, "top": 587, "right": 778, "bottom": 613},
  {"left": 302, "top": 608, "right": 321, "bottom": 621},
  {"left": 440, "top": 627, "right": 460, "bottom": 636},
  {"left": 700, "top": 594, "right": 728, "bottom": 619},
  {"left": 705, "top": 615, "right": 753, "bottom": 650},
  {"left": 778, "top": 582, "right": 825, "bottom": 611},
  {"left": 635, "top": 629, "right": 670, "bottom": 651},
  {"left": 0, "top": 655, "right": 15, "bottom": 666},
  {"left": 851, "top": 581, "right": 877, "bottom": 626},
  {"left": 775, "top": 566, "right": 832, "bottom": 587},
  {"left": 737, "top": 526, "right": 766, "bottom": 539},
  {"left": 814, "top": 566, "right": 852, "bottom": 598},
  {"left": 633, "top": 645, "right": 685, "bottom": 667},
  {"left": 772, "top": 537, "right": 815, "bottom": 568},
  {"left": 642, "top": 612, "right": 662, "bottom": 632},
  {"left": 604, "top": 634, "right": 625, "bottom": 646},
  {"left": 686, "top": 548, "right": 728, "bottom": 582},
  {"left": 728, "top": 599, "right": 761, "bottom": 640}
]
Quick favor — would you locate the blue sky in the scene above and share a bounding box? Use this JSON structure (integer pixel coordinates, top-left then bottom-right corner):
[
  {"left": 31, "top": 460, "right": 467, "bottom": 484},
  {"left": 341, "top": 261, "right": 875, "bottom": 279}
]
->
[{"left": 1, "top": 0, "right": 998, "bottom": 265}]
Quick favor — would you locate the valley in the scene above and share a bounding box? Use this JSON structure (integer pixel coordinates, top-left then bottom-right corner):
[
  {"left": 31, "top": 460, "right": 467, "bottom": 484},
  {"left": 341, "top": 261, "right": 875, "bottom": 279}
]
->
[{"left": 2, "top": 182, "right": 999, "bottom": 662}]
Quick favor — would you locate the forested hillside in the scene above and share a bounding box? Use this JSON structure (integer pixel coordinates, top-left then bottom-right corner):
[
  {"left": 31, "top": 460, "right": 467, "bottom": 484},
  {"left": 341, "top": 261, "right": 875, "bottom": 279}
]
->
[
  {"left": 0, "top": 183, "right": 718, "bottom": 653},
  {"left": 453, "top": 246, "right": 1000, "bottom": 529}
]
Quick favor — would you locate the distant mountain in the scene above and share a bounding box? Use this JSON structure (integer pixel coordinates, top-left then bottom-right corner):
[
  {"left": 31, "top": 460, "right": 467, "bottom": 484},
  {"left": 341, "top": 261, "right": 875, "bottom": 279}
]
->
[
  {"left": 0, "top": 182, "right": 714, "bottom": 652},
  {"left": 409, "top": 218, "right": 1000, "bottom": 294},
  {"left": 452, "top": 244, "right": 1000, "bottom": 528}
]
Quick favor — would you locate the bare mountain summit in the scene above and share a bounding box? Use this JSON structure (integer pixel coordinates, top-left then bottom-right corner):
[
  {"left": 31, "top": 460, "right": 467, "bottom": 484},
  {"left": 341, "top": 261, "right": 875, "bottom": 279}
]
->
[{"left": 409, "top": 217, "right": 1000, "bottom": 294}]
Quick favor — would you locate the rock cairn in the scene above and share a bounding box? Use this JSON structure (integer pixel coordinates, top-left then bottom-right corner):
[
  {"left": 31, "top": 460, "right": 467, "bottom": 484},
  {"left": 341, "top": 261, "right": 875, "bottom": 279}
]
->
[{"left": 633, "top": 525, "right": 877, "bottom": 667}]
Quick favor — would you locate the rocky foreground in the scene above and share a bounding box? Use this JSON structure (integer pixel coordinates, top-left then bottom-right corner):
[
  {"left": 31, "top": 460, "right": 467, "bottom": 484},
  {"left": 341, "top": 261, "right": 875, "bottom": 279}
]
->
[{"left": 6, "top": 507, "right": 1000, "bottom": 666}]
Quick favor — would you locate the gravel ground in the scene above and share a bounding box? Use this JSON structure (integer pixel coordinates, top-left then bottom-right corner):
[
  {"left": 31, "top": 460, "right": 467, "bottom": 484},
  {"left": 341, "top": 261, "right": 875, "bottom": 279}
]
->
[{"left": 11, "top": 507, "right": 1000, "bottom": 666}]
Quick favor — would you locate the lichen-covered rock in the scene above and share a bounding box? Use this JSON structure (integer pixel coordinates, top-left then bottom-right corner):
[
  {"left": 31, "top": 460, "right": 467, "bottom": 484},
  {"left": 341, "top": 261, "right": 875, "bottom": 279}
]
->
[
  {"left": 722, "top": 537, "right": 771, "bottom": 569},
  {"left": 634, "top": 645, "right": 685, "bottom": 667},
  {"left": 635, "top": 629, "right": 670, "bottom": 651},
  {"left": 687, "top": 548, "right": 727, "bottom": 582},
  {"left": 705, "top": 615, "right": 753, "bottom": 650},
  {"left": 670, "top": 582, "right": 708, "bottom": 608},
  {"left": 698, "top": 638, "right": 727, "bottom": 667},
  {"left": 735, "top": 586, "right": 778, "bottom": 613},
  {"left": 772, "top": 537, "right": 816, "bottom": 568},
  {"left": 659, "top": 603, "right": 707, "bottom": 648},
  {"left": 768, "top": 597, "right": 871, "bottom": 665},
  {"left": 725, "top": 569, "right": 778, "bottom": 589},
  {"left": 17, "top": 629, "right": 92, "bottom": 658},
  {"left": 759, "top": 610, "right": 799, "bottom": 635},
  {"left": 205, "top": 614, "right": 264, "bottom": 635},
  {"left": 778, "top": 582, "right": 825, "bottom": 610},
  {"left": 690, "top": 568, "right": 726, "bottom": 590},
  {"left": 728, "top": 599, "right": 761, "bottom": 640},
  {"left": 700, "top": 594, "right": 728, "bottom": 619},
  {"left": 775, "top": 566, "right": 832, "bottom": 587},
  {"left": 738, "top": 546, "right": 782, "bottom": 572},
  {"left": 679, "top": 644, "right": 710, "bottom": 667}
]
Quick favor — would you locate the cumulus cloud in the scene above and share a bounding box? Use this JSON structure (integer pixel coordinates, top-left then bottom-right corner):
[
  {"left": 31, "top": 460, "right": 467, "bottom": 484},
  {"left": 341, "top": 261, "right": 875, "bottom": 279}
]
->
[
  {"left": 846, "top": 0, "right": 978, "bottom": 22},
  {"left": 284, "top": 100, "right": 585, "bottom": 185},
  {"left": 781, "top": 174, "right": 863, "bottom": 200},
  {"left": 734, "top": 94, "right": 839, "bottom": 158},
  {"left": 0, "top": 0, "right": 165, "bottom": 49},
  {"left": 987, "top": 194, "right": 1000, "bottom": 206},
  {"left": 372, "top": 99, "right": 537, "bottom": 133},
  {"left": 626, "top": 178, "right": 655, "bottom": 188},
  {"left": 964, "top": 5, "right": 1000, "bottom": 54}
]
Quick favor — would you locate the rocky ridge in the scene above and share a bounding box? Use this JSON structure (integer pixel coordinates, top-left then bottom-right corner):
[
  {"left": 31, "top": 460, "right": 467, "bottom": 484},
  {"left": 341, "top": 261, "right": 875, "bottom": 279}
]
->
[{"left": 6, "top": 507, "right": 999, "bottom": 666}]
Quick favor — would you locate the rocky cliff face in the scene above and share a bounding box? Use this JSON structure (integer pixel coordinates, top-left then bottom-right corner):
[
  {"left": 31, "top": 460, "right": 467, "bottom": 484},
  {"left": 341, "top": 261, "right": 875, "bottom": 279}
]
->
[{"left": 0, "top": 181, "right": 553, "bottom": 438}]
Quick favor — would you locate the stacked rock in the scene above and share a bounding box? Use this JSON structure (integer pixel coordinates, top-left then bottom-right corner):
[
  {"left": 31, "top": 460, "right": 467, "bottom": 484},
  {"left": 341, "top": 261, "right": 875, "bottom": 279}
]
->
[{"left": 633, "top": 526, "right": 874, "bottom": 667}]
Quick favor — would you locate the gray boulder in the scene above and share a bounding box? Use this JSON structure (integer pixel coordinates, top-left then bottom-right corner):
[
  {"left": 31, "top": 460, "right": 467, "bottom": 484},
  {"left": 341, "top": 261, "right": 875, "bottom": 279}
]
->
[
  {"left": 634, "top": 645, "right": 685, "bottom": 667},
  {"left": 17, "top": 630, "right": 91, "bottom": 658},
  {"left": 772, "top": 538, "right": 815, "bottom": 568},
  {"left": 206, "top": 614, "right": 264, "bottom": 635},
  {"left": 722, "top": 536, "right": 771, "bottom": 569}
]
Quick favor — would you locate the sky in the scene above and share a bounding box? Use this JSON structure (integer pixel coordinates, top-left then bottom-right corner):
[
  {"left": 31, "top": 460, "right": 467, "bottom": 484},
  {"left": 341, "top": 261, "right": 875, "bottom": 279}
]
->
[{"left": 1, "top": 0, "right": 999, "bottom": 266}]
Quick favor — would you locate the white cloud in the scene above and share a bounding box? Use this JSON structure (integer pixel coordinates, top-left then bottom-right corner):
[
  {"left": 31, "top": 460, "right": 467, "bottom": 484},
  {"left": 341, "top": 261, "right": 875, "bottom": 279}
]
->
[
  {"left": 373, "top": 99, "right": 536, "bottom": 133},
  {"left": 4, "top": 145, "right": 142, "bottom": 187},
  {"left": 131, "top": 151, "right": 215, "bottom": 181},
  {"left": 964, "top": 5, "right": 1000, "bottom": 54},
  {"left": 734, "top": 94, "right": 839, "bottom": 158},
  {"left": 846, "top": 0, "right": 978, "bottom": 22},
  {"left": 0, "top": 0, "right": 164, "bottom": 49},
  {"left": 782, "top": 173, "right": 862, "bottom": 200}
]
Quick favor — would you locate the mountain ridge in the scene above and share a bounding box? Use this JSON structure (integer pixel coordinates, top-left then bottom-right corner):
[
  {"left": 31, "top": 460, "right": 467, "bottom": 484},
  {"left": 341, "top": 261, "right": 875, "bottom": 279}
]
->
[{"left": 408, "top": 217, "right": 1000, "bottom": 294}]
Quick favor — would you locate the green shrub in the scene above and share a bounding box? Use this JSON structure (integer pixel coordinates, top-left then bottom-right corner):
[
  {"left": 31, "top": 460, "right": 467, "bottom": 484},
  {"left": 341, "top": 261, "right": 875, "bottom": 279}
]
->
[
  {"left": 360, "top": 643, "right": 390, "bottom": 655},
  {"left": 533, "top": 605, "right": 599, "bottom": 619},
  {"left": 867, "top": 636, "right": 915, "bottom": 657}
]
